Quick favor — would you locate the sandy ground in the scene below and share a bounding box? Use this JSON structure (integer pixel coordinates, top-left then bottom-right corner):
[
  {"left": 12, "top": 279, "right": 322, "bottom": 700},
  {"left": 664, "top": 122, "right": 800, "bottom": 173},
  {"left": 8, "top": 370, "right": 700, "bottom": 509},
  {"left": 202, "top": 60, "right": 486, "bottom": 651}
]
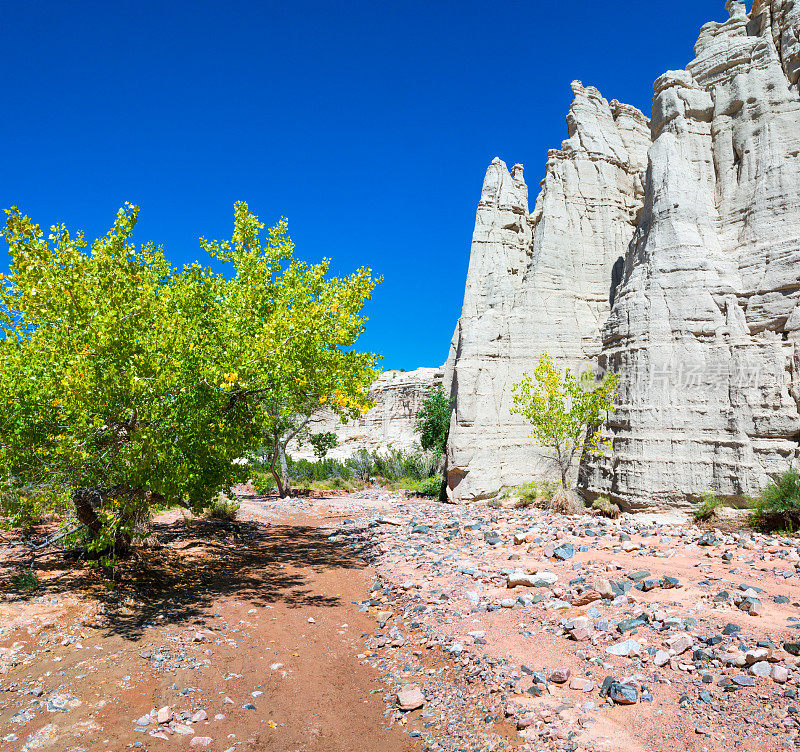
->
[
  {"left": 0, "top": 497, "right": 417, "bottom": 752},
  {"left": 2, "top": 490, "right": 800, "bottom": 752}
]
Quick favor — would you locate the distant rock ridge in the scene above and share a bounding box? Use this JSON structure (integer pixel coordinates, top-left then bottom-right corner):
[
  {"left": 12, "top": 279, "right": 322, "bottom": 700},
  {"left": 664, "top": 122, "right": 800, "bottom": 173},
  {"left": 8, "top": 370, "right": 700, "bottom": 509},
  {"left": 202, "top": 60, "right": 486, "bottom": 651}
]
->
[
  {"left": 289, "top": 367, "right": 443, "bottom": 461},
  {"left": 445, "top": 0, "right": 800, "bottom": 508}
]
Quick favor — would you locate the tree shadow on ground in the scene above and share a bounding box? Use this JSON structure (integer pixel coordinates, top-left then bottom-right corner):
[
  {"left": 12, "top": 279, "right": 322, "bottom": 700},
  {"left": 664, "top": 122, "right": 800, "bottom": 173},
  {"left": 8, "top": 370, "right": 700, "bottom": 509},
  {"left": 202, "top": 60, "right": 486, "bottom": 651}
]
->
[{"left": 0, "top": 513, "right": 374, "bottom": 641}]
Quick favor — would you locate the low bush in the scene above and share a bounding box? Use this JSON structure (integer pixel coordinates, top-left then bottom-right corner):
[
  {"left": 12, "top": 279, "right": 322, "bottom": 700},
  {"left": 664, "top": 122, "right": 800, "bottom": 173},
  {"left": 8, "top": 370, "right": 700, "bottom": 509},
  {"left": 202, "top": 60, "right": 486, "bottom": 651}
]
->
[
  {"left": 248, "top": 448, "right": 443, "bottom": 496},
  {"left": 418, "top": 475, "right": 444, "bottom": 498},
  {"left": 510, "top": 480, "right": 561, "bottom": 509},
  {"left": 591, "top": 496, "right": 621, "bottom": 519},
  {"left": 693, "top": 491, "right": 723, "bottom": 522},
  {"left": 750, "top": 470, "right": 800, "bottom": 532},
  {"left": 0, "top": 486, "right": 72, "bottom": 531},
  {"left": 516, "top": 481, "right": 540, "bottom": 508},
  {"left": 251, "top": 472, "right": 275, "bottom": 496},
  {"left": 205, "top": 497, "right": 240, "bottom": 521},
  {"left": 390, "top": 475, "right": 443, "bottom": 498},
  {"left": 11, "top": 569, "right": 39, "bottom": 592},
  {"left": 309, "top": 478, "right": 358, "bottom": 493}
]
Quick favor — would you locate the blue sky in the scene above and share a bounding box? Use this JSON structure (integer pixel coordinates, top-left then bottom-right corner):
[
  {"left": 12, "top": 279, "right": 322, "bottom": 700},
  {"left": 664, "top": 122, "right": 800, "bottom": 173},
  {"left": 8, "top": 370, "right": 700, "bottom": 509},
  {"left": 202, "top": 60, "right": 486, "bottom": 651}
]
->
[{"left": 1, "top": 0, "right": 739, "bottom": 370}]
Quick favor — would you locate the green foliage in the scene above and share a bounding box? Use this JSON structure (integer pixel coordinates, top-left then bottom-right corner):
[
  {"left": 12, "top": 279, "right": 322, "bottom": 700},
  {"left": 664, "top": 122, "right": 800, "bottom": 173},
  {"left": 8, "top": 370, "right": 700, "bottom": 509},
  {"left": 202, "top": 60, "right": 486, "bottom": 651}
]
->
[
  {"left": 306, "top": 477, "right": 357, "bottom": 492},
  {"left": 539, "top": 481, "right": 560, "bottom": 501},
  {"left": 414, "top": 385, "right": 452, "bottom": 455},
  {"left": 750, "top": 470, "right": 800, "bottom": 532},
  {"left": 11, "top": 569, "right": 39, "bottom": 592},
  {"left": 205, "top": 497, "right": 240, "bottom": 521},
  {"left": 308, "top": 432, "right": 339, "bottom": 459},
  {"left": 0, "top": 202, "right": 380, "bottom": 562},
  {"left": 591, "top": 496, "right": 621, "bottom": 519},
  {"left": 416, "top": 475, "right": 444, "bottom": 498},
  {"left": 346, "top": 449, "right": 374, "bottom": 482},
  {"left": 509, "top": 479, "right": 560, "bottom": 508},
  {"left": 510, "top": 353, "right": 618, "bottom": 491},
  {"left": 250, "top": 472, "right": 274, "bottom": 496},
  {"left": 516, "top": 481, "right": 540, "bottom": 507},
  {"left": 371, "top": 447, "right": 439, "bottom": 481},
  {"left": 251, "top": 447, "right": 441, "bottom": 496},
  {"left": 388, "top": 476, "right": 442, "bottom": 498},
  {"left": 693, "top": 491, "right": 723, "bottom": 522}
]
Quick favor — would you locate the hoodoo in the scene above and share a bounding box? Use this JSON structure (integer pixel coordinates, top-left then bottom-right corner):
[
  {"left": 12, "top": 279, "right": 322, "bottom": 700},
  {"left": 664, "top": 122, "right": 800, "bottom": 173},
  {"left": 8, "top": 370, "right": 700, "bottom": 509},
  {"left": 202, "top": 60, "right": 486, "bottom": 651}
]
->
[{"left": 445, "top": 0, "right": 800, "bottom": 508}]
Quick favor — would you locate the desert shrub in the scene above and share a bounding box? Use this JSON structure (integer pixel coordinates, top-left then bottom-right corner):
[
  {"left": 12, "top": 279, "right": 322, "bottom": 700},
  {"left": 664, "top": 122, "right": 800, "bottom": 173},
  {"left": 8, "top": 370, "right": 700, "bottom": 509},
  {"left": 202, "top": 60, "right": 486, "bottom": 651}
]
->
[
  {"left": 390, "top": 475, "right": 443, "bottom": 498},
  {"left": 516, "top": 481, "right": 540, "bottom": 508},
  {"left": 0, "top": 484, "right": 73, "bottom": 531},
  {"left": 205, "top": 497, "right": 240, "bottom": 521},
  {"left": 693, "top": 491, "right": 723, "bottom": 522},
  {"left": 591, "top": 495, "right": 621, "bottom": 519},
  {"left": 251, "top": 472, "right": 279, "bottom": 495},
  {"left": 11, "top": 569, "right": 39, "bottom": 592},
  {"left": 372, "top": 448, "right": 406, "bottom": 481},
  {"left": 538, "top": 481, "right": 560, "bottom": 501},
  {"left": 0, "top": 493, "right": 47, "bottom": 530},
  {"left": 487, "top": 498, "right": 502, "bottom": 509},
  {"left": 309, "top": 478, "right": 357, "bottom": 492},
  {"left": 370, "top": 448, "right": 440, "bottom": 481},
  {"left": 286, "top": 456, "right": 352, "bottom": 482},
  {"left": 404, "top": 449, "right": 442, "bottom": 480},
  {"left": 346, "top": 449, "right": 374, "bottom": 482},
  {"left": 750, "top": 470, "right": 800, "bottom": 532},
  {"left": 418, "top": 475, "right": 444, "bottom": 498}
]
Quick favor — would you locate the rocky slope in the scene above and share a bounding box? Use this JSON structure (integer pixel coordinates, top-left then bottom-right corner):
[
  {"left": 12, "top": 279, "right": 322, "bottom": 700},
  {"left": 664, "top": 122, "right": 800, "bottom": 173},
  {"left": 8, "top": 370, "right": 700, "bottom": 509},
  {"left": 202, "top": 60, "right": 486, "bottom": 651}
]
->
[
  {"left": 446, "top": 0, "right": 800, "bottom": 508},
  {"left": 289, "top": 367, "right": 443, "bottom": 461}
]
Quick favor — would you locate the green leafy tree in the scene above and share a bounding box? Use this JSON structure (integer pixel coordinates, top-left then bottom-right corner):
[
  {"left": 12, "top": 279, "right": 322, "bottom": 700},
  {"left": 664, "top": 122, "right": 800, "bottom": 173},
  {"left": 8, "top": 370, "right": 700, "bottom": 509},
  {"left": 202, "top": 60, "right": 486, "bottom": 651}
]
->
[
  {"left": 414, "top": 385, "right": 452, "bottom": 455},
  {"left": 0, "top": 202, "right": 379, "bottom": 559},
  {"left": 510, "top": 352, "right": 618, "bottom": 501},
  {"left": 199, "top": 204, "right": 379, "bottom": 497},
  {"left": 308, "top": 432, "right": 339, "bottom": 460}
]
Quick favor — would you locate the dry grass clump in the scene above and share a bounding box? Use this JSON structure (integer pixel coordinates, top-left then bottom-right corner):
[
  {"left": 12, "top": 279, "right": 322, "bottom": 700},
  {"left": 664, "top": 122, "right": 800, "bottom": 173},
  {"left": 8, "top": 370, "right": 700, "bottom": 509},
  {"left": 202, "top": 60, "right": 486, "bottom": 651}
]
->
[
  {"left": 591, "top": 495, "right": 621, "bottom": 519},
  {"left": 549, "top": 488, "right": 583, "bottom": 515},
  {"left": 205, "top": 497, "right": 240, "bottom": 521}
]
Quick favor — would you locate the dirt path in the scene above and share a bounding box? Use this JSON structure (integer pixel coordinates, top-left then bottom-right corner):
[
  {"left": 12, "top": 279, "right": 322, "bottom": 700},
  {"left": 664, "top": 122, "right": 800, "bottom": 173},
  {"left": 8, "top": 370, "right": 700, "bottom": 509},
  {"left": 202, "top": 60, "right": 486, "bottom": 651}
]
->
[{"left": 0, "top": 498, "right": 416, "bottom": 752}]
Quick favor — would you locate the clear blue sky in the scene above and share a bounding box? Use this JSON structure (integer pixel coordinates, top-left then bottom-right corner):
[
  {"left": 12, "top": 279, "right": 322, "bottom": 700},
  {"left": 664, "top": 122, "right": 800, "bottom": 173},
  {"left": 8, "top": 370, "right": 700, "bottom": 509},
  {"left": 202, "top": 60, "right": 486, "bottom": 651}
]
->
[{"left": 1, "top": 0, "right": 739, "bottom": 371}]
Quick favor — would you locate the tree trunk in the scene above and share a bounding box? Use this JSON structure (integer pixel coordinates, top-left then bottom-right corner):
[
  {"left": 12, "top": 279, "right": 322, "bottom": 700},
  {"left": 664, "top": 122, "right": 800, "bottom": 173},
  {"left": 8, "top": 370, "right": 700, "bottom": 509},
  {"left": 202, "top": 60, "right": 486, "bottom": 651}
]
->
[
  {"left": 72, "top": 488, "right": 103, "bottom": 536},
  {"left": 71, "top": 487, "right": 133, "bottom": 559},
  {"left": 268, "top": 439, "right": 292, "bottom": 498},
  {"left": 278, "top": 442, "right": 292, "bottom": 497}
]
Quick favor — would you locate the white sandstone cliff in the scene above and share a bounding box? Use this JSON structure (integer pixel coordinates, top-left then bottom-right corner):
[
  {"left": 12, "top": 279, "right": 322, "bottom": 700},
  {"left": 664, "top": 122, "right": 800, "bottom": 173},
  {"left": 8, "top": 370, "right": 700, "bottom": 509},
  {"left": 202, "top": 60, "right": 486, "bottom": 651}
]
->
[
  {"left": 444, "top": 84, "right": 650, "bottom": 501},
  {"left": 587, "top": 0, "right": 800, "bottom": 509},
  {"left": 447, "top": 0, "right": 800, "bottom": 508},
  {"left": 289, "top": 367, "right": 443, "bottom": 461}
]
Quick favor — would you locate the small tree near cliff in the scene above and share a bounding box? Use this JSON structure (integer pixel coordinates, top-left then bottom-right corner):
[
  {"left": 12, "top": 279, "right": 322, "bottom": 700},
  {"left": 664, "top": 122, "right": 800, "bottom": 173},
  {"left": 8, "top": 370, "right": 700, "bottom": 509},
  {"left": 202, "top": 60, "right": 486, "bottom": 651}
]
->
[
  {"left": 510, "top": 352, "right": 618, "bottom": 512},
  {"left": 414, "top": 385, "right": 452, "bottom": 457}
]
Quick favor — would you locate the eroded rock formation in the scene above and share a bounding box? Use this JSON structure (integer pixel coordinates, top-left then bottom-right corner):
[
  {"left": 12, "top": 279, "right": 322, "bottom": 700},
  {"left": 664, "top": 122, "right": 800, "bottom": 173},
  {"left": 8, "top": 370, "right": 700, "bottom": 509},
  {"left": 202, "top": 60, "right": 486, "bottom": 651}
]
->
[
  {"left": 289, "top": 367, "right": 443, "bottom": 461},
  {"left": 444, "top": 84, "right": 650, "bottom": 501},
  {"left": 447, "top": 0, "right": 800, "bottom": 508},
  {"left": 588, "top": 0, "right": 800, "bottom": 508}
]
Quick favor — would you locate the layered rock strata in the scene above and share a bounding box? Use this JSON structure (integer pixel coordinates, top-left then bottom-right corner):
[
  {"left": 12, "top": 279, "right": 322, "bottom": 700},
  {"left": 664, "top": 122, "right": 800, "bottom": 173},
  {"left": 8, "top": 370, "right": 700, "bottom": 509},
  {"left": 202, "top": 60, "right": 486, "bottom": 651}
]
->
[
  {"left": 586, "top": 0, "right": 800, "bottom": 508},
  {"left": 446, "top": 0, "right": 800, "bottom": 507},
  {"left": 289, "top": 367, "right": 443, "bottom": 461},
  {"left": 444, "top": 84, "right": 650, "bottom": 501}
]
